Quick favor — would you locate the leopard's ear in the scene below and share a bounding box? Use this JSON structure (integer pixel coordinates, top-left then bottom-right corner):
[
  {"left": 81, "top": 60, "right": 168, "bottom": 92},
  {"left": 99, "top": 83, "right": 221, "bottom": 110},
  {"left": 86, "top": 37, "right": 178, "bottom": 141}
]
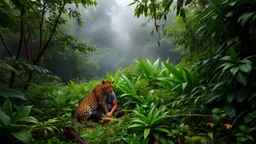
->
[
  {"left": 112, "top": 81, "right": 114, "bottom": 84},
  {"left": 102, "top": 80, "right": 105, "bottom": 84}
]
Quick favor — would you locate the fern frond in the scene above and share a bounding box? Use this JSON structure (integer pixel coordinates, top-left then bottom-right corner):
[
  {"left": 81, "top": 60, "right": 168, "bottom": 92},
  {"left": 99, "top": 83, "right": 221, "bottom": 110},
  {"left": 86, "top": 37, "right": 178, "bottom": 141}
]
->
[
  {"left": 0, "top": 59, "right": 17, "bottom": 73},
  {"left": 186, "top": 135, "right": 212, "bottom": 144}
]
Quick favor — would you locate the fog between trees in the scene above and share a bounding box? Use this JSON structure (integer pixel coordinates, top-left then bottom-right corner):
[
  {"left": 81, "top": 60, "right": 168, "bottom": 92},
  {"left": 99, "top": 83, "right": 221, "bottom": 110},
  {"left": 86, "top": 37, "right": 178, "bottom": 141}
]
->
[
  {"left": 65, "top": 0, "right": 180, "bottom": 80},
  {"left": 0, "top": 0, "right": 181, "bottom": 82}
]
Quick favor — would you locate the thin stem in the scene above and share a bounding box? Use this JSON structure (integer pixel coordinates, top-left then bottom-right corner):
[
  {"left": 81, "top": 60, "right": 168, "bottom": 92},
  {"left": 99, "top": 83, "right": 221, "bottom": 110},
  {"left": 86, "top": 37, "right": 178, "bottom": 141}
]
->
[{"left": 0, "top": 34, "right": 13, "bottom": 57}]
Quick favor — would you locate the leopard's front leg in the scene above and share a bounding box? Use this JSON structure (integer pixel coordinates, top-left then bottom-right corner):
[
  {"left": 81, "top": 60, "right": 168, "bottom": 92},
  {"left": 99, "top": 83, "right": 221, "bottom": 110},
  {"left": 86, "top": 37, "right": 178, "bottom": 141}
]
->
[{"left": 98, "top": 99, "right": 109, "bottom": 114}]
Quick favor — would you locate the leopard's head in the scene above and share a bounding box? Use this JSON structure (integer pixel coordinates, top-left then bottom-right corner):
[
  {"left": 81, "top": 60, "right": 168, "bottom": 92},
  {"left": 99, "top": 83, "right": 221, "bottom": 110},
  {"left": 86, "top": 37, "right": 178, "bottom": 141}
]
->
[{"left": 101, "top": 80, "right": 114, "bottom": 93}]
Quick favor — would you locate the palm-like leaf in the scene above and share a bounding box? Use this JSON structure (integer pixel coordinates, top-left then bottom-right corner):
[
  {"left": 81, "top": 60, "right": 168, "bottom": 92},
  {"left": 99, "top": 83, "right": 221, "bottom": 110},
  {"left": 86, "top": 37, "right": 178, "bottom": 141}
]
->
[
  {"left": 28, "top": 117, "right": 59, "bottom": 137},
  {"left": 106, "top": 68, "right": 121, "bottom": 84},
  {"left": 129, "top": 104, "right": 171, "bottom": 140},
  {"left": 163, "top": 62, "right": 185, "bottom": 82},
  {"left": 120, "top": 74, "right": 137, "bottom": 96},
  {"left": 136, "top": 58, "right": 161, "bottom": 80}
]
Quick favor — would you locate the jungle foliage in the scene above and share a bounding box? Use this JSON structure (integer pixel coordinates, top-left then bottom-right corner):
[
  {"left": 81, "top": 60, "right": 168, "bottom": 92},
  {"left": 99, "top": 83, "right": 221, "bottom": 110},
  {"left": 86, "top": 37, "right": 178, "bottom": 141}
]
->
[{"left": 1, "top": 0, "right": 256, "bottom": 144}]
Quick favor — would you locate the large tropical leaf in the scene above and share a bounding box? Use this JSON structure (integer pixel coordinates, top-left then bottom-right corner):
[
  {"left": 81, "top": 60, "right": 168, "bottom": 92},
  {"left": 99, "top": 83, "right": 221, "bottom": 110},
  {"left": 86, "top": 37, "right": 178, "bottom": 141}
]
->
[
  {"left": 0, "top": 110, "right": 11, "bottom": 127},
  {"left": 238, "top": 12, "right": 256, "bottom": 27},
  {"left": 120, "top": 74, "right": 137, "bottom": 96},
  {"left": 137, "top": 58, "right": 151, "bottom": 78},
  {"left": 2, "top": 99, "right": 13, "bottom": 118},
  {"left": 11, "top": 128, "right": 33, "bottom": 144},
  {"left": 0, "top": 88, "right": 27, "bottom": 100},
  {"left": 144, "top": 128, "right": 151, "bottom": 139},
  {"left": 12, "top": 106, "right": 33, "bottom": 123},
  {"left": 163, "top": 62, "right": 185, "bottom": 82}
]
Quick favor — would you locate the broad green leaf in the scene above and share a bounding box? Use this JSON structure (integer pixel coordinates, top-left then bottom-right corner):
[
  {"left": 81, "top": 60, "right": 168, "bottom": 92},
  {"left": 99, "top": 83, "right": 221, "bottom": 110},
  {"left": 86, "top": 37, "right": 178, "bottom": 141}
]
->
[
  {"left": 12, "top": 106, "right": 33, "bottom": 123},
  {"left": 147, "top": 105, "right": 156, "bottom": 121},
  {"left": 150, "top": 115, "right": 170, "bottom": 126},
  {"left": 132, "top": 119, "right": 147, "bottom": 125},
  {"left": 183, "top": 68, "right": 192, "bottom": 85},
  {"left": 240, "top": 136, "right": 248, "bottom": 142},
  {"left": 239, "top": 125, "right": 247, "bottom": 132},
  {"left": 229, "top": 48, "right": 237, "bottom": 60},
  {"left": 240, "top": 58, "right": 253, "bottom": 65},
  {"left": 144, "top": 128, "right": 150, "bottom": 139},
  {"left": 206, "top": 93, "right": 223, "bottom": 104},
  {"left": 226, "top": 92, "right": 236, "bottom": 103},
  {"left": 239, "top": 63, "right": 252, "bottom": 74},
  {"left": 128, "top": 1, "right": 136, "bottom": 6},
  {"left": 227, "top": 37, "right": 239, "bottom": 46},
  {"left": 164, "top": 0, "right": 173, "bottom": 11},
  {"left": 45, "top": 126, "right": 57, "bottom": 135},
  {"left": 213, "top": 114, "right": 221, "bottom": 124},
  {"left": 190, "top": 70, "right": 199, "bottom": 88},
  {"left": 230, "top": 67, "right": 239, "bottom": 76},
  {"left": 208, "top": 132, "right": 213, "bottom": 140},
  {"left": 106, "top": 72, "right": 114, "bottom": 81},
  {"left": 211, "top": 81, "right": 226, "bottom": 92},
  {"left": 222, "top": 62, "right": 234, "bottom": 73},
  {"left": 0, "top": 110, "right": 11, "bottom": 127},
  {"left": 154, "top": 127, "right": 171, "bottom": 134},
  {"left": 238, "top": 12, "right": 256, "bottom": 27},
  {"left": 236, "top": 89, "right": 249, "bottom": 102},
  {"left": 11, "top": 128, "right": 33, "bottom": 144},
  {"left": 229, "top": 1, "right": 236, "bottom": 6},
  {"left": 235, "top": 72, "right": 248, "bottom": 86},
  {"left": 220, "top": 56, "right": 232, "bottom": 61},
  {"left": 45, "top": 118, "right": 59, "bottom": 124},
  {"left": 9, "top": 123, "right": 26, "bottom": 132},
  {"left": 113, "top": 68, "right": 121, "bottom": 83},
  {"left": 121, "top": 74, "right": 137, "bottom": 96},
  {"left": 248, "top": 127, "right": 256, "bottom": 133},
  {"left": 129, "top": 124, "right": 144, "bottom": 128},
  {"left": 224, "top": 105, "right": 236, "bottom": 117},
  {"left": 152, "top": 58, "right": 160, "bottom": 72},
  {"left": 19, "top": 116, "right": 38, "bottom": 124},
  {"left": 163, "top": 62, "right": 185, "bottom": 82},
  {"left": 137, "top": 58, "right": 151, "bottom": 78},
  {"left": 2, "top": 99, "right": 12, "bottom": 118},
  {"left": 247, "top": 135, "right": 254, "bottom": 141},
  {"left": 225, "top": 11, "right": 233, "bottom": 17},
  {"left": 235, "top": 133, "right": 244, "bottom": 137},
  {"left": 0, "top": 88, "right": 27, "bottom": 100}
]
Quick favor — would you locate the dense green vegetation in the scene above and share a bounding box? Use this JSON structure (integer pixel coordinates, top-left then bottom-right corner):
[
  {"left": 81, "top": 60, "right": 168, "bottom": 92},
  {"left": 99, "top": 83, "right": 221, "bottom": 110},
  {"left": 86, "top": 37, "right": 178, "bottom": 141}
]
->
[{"left": 1, "top": 0, "right": 256, "bottom": 143}]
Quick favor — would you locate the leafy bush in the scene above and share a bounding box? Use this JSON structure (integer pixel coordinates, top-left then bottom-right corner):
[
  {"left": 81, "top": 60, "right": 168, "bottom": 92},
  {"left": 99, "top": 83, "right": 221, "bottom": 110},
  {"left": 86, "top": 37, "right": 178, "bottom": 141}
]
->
[
  {"left": 129, "top": 104, "right": 172, "bottom": 143},
  {"left": 0, "top": 88, "right": 34, "bottom": 144}
]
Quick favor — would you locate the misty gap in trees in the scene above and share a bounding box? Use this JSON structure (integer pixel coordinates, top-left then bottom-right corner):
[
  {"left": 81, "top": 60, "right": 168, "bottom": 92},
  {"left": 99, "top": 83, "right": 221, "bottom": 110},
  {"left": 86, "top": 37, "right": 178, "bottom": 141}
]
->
[{"left": 0, "top": 0, "right": 180, "bottom": 83}]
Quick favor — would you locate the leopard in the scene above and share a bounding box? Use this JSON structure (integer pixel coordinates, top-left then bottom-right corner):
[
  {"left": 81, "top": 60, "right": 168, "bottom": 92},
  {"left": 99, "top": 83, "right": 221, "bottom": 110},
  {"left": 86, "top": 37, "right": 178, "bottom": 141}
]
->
[{"left": 74, "top": 80, "right": 114, "bottom": 124}]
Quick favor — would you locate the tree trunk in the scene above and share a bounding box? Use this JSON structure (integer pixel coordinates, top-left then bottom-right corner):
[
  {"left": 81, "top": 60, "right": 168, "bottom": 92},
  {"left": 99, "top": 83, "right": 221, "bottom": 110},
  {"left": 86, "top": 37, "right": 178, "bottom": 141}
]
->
[
  {"left": 24, "top": 2, "right": 66, "bottom": 91},
  {"left": 9, "top": 6, "right": 25, "bottom": 88}
]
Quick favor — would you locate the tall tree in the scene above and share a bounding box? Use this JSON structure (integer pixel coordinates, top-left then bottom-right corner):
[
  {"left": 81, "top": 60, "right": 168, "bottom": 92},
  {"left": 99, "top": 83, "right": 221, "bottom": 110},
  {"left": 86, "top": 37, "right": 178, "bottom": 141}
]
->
[{"left": 0, "top": 0, "right": 97, "bottom": 90}]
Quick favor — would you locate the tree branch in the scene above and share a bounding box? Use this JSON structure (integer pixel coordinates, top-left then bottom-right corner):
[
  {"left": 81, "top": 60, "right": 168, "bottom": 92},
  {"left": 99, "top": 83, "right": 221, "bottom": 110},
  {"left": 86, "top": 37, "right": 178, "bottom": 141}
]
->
[
  {"left": 38, "top": 2, "right": 46, "bottom": 54},
  {"left": 0, "top": 34, "right": 13, "bottom": 57},
  {"left": 16, "top": 6, "right": 25, "bottom": 59},
  {"left": 23, "top": 32, "right": 31, "bottom": 63},
  {"left": 34, "top": 1, "right": 66, "bottom": 64}
]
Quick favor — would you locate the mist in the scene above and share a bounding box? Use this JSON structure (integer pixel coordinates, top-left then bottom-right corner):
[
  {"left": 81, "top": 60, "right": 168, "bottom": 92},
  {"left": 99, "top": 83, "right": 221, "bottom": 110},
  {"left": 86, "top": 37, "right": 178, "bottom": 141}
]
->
[
  {"left": 0, "top": 0, "right": 181, "bottom": 82},
  {"left": 41, "top": 0, "right": 181, "bottom": 81},
  {"left": 70, "top": 0, "right": 180, "bottom": 77}
]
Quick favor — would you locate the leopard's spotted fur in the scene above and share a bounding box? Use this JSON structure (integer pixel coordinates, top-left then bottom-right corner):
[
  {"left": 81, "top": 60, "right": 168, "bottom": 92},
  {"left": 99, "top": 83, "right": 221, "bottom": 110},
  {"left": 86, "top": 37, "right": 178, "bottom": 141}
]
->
[{"left": 74, "top": 81, "right": 114, "bottom": 124}]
